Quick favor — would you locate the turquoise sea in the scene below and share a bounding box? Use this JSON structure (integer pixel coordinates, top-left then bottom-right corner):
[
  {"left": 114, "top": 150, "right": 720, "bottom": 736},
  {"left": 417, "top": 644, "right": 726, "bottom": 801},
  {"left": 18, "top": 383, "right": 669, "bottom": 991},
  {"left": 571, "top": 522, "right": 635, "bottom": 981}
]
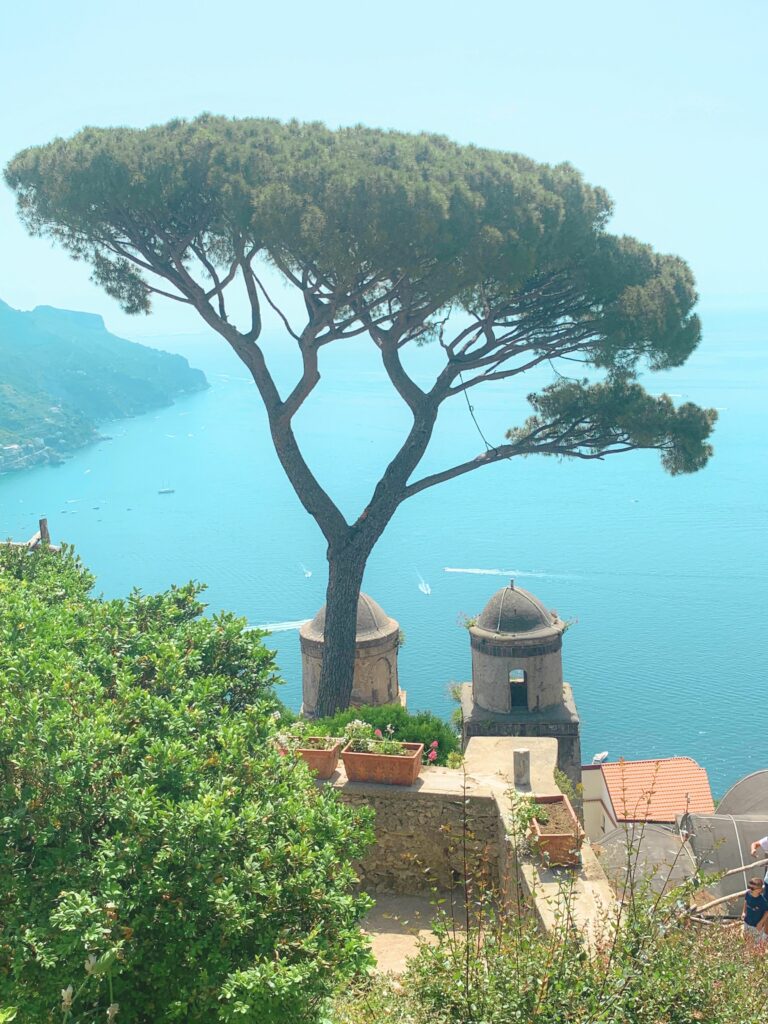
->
[{"left": 1, "top": 310, "right": 765, "bottom": 794}]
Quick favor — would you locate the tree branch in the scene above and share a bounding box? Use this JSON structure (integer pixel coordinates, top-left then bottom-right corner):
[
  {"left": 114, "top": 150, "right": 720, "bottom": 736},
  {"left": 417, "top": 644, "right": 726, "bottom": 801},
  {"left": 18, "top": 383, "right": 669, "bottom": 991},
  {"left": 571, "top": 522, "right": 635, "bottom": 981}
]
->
[
  {"left": 143, "top": 284, "right": 192, "bottom": 304},
  {"left": 189, "top": 242, "right": 240, "bottom": 321},
  {"left": 281, "top": 344, "right": 321, "bottom": 421},
  {"left": 252, "top": 271, "right": 301, "bottom": 342},
  {"left": 403, "top": 435, "right": 658, "bottom": 500},
  {"left": 379, "top": 337, "right": 427, "bottom": 412}
]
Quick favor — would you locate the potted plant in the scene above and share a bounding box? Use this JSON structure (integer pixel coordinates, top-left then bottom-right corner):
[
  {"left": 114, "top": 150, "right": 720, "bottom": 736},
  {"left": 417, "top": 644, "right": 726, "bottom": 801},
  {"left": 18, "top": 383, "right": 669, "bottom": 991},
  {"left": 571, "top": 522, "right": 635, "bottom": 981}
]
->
[
  {"left": 340, "top": 721, "right": 425, "bottom": 786},
  {"left": 529, "top": 794, "right": 585, "bottom": 867},
  {"left": 275, "top": 721, "right": 343, "bottom": 780}
]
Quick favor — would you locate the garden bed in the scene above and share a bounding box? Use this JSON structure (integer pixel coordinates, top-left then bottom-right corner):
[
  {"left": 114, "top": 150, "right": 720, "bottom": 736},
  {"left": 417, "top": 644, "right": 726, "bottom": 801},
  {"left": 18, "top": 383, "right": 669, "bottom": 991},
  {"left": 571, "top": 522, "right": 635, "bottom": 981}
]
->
[
  {"left": 536, "top": 800, "right": 577, "bottom": 835},
  {"left": 530, "top": 794, "right": 584, "bottom": 867}
]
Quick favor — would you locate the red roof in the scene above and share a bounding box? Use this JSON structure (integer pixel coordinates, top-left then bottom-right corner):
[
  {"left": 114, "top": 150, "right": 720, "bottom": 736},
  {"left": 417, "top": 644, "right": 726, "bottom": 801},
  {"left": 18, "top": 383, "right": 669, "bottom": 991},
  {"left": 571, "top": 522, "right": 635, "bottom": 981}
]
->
[{"left": 600, "top": 757, "right": 715, "bottom": 823}]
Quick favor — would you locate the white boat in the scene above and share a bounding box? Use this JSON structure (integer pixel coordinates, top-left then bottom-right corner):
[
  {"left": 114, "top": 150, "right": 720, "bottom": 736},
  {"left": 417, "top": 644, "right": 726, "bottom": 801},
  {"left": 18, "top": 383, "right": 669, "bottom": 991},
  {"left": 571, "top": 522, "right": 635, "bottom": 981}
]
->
[{"left": 158, "top": 488, "right": 175, "bottom": 495}]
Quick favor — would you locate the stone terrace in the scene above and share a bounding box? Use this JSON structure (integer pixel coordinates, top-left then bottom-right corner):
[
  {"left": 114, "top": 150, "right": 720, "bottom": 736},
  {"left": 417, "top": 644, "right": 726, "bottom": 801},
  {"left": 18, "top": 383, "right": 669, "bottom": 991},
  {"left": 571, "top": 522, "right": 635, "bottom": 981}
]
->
[{"left": 320, "top": 737, "right": 616, "bottom": 969}]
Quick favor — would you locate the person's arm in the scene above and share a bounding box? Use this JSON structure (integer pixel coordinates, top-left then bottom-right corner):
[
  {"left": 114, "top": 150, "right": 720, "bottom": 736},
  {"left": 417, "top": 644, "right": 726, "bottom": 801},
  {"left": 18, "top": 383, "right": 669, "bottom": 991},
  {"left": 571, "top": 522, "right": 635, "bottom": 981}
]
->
[
  {"left": 758, "top": 909, "right": 768, "bottom": 933},
  {"left": 751, "top": 836, "right": 768, "bottom": 857}
]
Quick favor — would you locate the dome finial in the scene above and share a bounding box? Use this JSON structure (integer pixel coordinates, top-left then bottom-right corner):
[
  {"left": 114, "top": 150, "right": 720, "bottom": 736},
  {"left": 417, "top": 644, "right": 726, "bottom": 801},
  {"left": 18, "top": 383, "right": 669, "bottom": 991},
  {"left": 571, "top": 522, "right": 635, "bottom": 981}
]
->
[{"left": 509, "top": 578, "right": 515, "bottom": 590}]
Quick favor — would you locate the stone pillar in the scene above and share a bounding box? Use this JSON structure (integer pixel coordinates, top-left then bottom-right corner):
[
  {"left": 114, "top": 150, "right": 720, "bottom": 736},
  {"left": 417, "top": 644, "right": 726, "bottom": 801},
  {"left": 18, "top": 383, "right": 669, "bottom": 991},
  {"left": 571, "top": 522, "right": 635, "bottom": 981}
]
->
[{"left": 513, "top": 748, "right": 531, "bottom": 788}]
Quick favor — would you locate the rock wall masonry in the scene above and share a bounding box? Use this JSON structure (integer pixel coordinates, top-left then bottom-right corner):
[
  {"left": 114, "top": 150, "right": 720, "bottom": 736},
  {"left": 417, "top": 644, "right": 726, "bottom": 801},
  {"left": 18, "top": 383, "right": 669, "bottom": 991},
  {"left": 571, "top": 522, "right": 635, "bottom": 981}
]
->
[{"left": 338, "top": 785, "right": 501, "bottom": 894}]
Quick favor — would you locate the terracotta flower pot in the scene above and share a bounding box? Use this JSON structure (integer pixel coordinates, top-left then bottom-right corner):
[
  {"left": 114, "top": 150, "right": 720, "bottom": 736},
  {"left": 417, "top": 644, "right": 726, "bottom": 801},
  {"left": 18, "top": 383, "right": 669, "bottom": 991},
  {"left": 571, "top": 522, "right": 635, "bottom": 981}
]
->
[
  {"left": 530, "top": 794, "right": 585, "bottom": 867},
  {"left": 341, "top": 741, "right": 424, "bottom": 786},
  {"left": 295, "top": 738, "right": 343, "bottom": 779}
]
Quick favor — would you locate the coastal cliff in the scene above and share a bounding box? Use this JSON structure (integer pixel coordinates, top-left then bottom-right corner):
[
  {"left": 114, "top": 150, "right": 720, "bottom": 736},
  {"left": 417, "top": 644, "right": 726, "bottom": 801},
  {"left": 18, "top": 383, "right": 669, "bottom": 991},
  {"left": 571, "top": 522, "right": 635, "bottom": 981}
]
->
[{"left": 0, "top": 299, "right": 207, "bottom": 472}]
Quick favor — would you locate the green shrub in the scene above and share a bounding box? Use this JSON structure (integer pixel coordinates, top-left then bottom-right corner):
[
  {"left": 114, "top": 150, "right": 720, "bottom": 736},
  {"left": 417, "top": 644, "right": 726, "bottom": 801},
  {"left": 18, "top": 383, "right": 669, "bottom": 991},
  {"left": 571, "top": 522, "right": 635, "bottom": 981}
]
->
[
  {"left": 553, "top": 766, "right": 583, "bottom": 803},
  {"left": 0, "top": 545, "right": 374, "bottom": 1023},
  {"left": 307, "top": 705, "right": 459, "bottom": 765},
  {"left": 335, "top": 891, "right": 768, "bottom": 1024}
]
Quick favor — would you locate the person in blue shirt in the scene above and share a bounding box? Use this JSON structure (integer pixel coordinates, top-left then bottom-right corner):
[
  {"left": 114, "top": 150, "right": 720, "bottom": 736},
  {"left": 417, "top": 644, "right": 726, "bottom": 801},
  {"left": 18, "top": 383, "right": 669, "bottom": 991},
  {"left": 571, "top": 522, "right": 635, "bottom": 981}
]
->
[{"left": 743, "top": 877, "right": 768, "bottom": 943}]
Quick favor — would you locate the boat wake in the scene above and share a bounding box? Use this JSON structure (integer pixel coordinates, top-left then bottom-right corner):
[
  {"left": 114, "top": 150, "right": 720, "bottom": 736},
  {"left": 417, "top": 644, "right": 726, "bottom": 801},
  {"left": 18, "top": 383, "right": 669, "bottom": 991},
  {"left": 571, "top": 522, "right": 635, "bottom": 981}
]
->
[
  {"left": 416, "top": 570, "right": 431, "bottom": 595},
  {"left": 252, "top": 618, "right": 311, "bottom": 633},
  {"left": 444, "top": 567, "right": 572, "bottom": 579}
]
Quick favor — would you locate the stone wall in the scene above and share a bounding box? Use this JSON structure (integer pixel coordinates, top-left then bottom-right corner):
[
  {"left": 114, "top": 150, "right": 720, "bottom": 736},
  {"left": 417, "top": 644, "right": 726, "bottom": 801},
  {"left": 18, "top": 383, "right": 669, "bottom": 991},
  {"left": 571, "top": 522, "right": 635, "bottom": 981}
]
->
[{"left": 338, "top": 784, "right": 501, "bottom": 894}]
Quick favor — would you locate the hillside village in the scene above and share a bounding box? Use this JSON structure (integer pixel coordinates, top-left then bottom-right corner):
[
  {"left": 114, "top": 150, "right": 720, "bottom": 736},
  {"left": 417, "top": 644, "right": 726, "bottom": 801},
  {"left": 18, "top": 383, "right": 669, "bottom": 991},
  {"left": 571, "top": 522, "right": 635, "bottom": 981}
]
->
[{"left": 0, "top": 299, "right": 207, "bottom": 472}]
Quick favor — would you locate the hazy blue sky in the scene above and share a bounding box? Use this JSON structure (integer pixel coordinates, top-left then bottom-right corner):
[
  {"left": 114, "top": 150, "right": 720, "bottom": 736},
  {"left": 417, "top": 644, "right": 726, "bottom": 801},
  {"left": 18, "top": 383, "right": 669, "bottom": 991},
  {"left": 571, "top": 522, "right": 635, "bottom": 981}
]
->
[{"left": 1, "top": 0, "right": 765, "bottom": 338}]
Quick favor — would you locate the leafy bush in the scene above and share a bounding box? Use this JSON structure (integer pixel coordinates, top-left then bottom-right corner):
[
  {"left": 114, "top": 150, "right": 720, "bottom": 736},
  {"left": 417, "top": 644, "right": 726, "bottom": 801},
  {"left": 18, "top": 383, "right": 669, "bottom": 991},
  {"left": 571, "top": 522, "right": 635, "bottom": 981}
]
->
[
  {"left": 0, "top": 545, "right": 374, "bottom": 1023},
  {"left": 553, "top": 766, "right": 583, "bottom": 803},
  {"left": 335, "top": 890, "right": 768, "bottom": 1024},
  {"left": 306, "top": 705, "right": 459, "bottom": 765}
]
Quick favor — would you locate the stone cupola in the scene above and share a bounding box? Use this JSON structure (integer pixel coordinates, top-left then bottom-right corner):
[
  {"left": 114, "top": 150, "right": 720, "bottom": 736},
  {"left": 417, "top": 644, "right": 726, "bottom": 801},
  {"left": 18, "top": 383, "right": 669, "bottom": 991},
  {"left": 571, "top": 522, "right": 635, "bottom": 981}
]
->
[
  {"left": 469, "top": 581, "right": 565, "bottom": 714},
  {"left": 461, "top": 581, "right": 581, "bottom": 788},
  {"left": 300, "top": 593, "right": 404, "bottom": 716}
]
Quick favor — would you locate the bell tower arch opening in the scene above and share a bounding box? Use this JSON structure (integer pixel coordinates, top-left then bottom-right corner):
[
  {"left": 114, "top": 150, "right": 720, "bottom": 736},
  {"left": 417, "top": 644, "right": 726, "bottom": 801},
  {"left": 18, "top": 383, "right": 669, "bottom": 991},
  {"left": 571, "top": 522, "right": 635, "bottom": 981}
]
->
[{"left": 509, "top": 668, "right": 528, "bottom": 709}]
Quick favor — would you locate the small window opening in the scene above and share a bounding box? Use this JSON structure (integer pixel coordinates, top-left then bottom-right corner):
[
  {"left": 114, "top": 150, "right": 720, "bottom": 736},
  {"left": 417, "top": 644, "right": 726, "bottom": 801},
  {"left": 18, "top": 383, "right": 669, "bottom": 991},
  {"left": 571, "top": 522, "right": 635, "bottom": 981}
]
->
[{"left": 509, "top": 669, "right": 528, "bottom": 708}]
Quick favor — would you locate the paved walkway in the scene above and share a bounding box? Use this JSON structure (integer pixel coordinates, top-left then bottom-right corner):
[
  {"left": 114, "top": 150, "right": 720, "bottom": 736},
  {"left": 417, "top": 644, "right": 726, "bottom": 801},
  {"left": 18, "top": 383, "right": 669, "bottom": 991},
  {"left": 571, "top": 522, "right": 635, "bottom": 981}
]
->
[{"left": 362, "top": 894, "right": 455, "bottom": 973}]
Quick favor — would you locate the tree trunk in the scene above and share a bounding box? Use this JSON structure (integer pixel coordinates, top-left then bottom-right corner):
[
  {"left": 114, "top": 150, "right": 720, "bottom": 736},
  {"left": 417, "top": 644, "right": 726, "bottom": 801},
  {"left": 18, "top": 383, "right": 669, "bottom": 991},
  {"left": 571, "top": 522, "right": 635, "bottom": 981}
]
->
[{"left": 314, "top": 540, "right": 369, "bottom": 717}]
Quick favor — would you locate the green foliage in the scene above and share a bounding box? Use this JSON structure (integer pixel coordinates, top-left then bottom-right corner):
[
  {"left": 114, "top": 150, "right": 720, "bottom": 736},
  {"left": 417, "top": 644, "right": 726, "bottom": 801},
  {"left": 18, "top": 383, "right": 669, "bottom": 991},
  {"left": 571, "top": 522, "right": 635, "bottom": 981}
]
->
[
  {"left": 338, "top": 722, "right": 406, "bottom": 756},
  {"left": 305, "top": 706, "right": 459, "bottom": 765},
  {"left": 508, "top": 793, "right": 549, "bottom": 832},
  {"left": 553, "top": 767, "right": 583, "bottom": 803},
  {"left": 0, "top": 298, "right": 206, "bottom": 457},
  {"left": 5, "top": 118, "right": 614, "bottom": 310},
  {"left": 334, "top": 898, "right": 768, "bottom": 1024},
  {"left": 0, "top": 545, "right": 374, "bottom": 1022},
  {"left": 0, "top": 381, "right": 94, "bottom": 452},
  {"left": 274, "top": 722, "right": 340, "bottom": 752},
  {"left": 346, "top": 738, "right": 406, "bottom": 756},
  {"left": 509, "top": 375, "right": 716, "bottom": 476}
]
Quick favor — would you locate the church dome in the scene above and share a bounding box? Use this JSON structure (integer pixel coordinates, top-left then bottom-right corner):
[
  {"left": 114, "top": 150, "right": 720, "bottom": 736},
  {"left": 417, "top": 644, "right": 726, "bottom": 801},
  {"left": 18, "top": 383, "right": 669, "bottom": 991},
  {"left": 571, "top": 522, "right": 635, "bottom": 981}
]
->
[
  {"left": 301, "top": 592, "right": 398, "bottom": 643},
  {"left": 475, "top": 583, "right": 554, "bottom": 635}
]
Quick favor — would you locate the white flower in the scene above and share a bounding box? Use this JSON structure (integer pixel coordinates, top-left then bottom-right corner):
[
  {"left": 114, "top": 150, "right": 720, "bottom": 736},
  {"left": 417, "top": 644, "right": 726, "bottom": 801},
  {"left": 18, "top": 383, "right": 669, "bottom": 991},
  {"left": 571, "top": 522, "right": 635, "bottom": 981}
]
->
[
  {"left": 386, "top": 724, "right": 395, "bottom": 735},
  {"left": 271, "top": 710, "right": 281, "bottom": 721},
  {"left": 84, "top": 954, "right": 98, "bottom": 975},
  {"left": 106, "top": 1004, "right": 119, "bottom": 1020},
  {"left": 61, "top": 985, "right": 74, "bottom": 1011}
]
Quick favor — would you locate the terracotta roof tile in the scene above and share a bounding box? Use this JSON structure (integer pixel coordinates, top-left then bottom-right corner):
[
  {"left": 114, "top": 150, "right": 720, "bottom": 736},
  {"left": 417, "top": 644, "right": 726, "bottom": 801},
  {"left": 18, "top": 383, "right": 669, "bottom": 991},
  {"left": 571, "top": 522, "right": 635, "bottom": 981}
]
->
[{"left": 600, "top": 757, "right": 715, "bottom": 823}]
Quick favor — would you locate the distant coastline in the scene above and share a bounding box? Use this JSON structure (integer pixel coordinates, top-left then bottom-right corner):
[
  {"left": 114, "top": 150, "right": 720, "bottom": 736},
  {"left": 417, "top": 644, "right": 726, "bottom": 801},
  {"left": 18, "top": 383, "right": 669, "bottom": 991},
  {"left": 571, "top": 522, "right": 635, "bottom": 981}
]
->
[{"left": 0, "top": 298, "right": 208, "bottom": 474}]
